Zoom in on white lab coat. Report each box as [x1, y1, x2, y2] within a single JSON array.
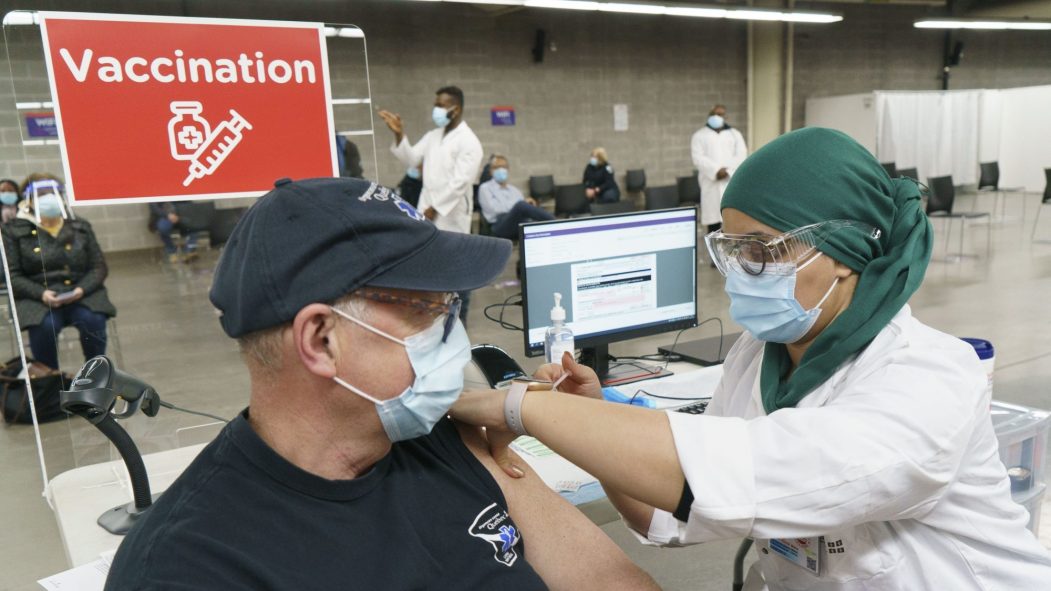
[[390, 122, 483, 234], [691, 126, 748, 227], [642, 305, 1051, 590]]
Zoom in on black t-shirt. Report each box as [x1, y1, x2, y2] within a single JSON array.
[[105, 411, 547, 590]]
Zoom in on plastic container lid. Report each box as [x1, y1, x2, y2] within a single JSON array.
[[990, 401, 1051, 441], [961, 337, 995, 361]]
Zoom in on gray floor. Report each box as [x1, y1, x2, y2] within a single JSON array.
[[2, 190, 1051, 590]]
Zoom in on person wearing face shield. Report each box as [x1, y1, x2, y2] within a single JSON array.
[[2, 174, 115, 370], [450, 128, 1051, 590], [691, 104, 748, 233], [104, 177, 658, 591], [478, 154, 554, 239]]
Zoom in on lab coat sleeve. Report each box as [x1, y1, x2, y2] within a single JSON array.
[[390, 134, 428, 169], [430, 134, 483, 218], [727, 129, 748, 174], [691, 130, 722, 182], [653, 356, 983, 546]]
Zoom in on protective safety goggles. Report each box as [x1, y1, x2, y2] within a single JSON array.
[[704, 220, 881, 277]]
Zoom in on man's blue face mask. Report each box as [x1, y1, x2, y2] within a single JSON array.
[[330, 307, 471, 442]]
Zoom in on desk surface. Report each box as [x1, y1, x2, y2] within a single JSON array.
[[48, 362, 724, 568]]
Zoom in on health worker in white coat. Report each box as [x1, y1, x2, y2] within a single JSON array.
[[451, 128, 1051, 590], [379, 86, 483, 234], [692, 104, 748, 232]]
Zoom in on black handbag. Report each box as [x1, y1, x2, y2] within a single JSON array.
[[0, 356, 72, 424]]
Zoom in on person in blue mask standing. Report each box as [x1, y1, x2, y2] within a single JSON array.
[[4, 174, 115, 370], [691, 104, 748, 233], [379, 86, 484, 325], [478, 154, 554, 239], [104, 177, 659, 591], [451, 128, 1051, 590]]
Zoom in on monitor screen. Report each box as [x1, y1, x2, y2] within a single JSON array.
[[520, 207, 698, 358]]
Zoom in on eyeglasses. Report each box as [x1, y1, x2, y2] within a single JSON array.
[[355, 289, 462, 342], [704, 220, 880, 277]]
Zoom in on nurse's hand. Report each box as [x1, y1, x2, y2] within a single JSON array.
[[534, 351, 602, 400], [452, 389, 527, 479]]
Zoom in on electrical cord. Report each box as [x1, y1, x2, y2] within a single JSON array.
[[628, 388, 709, 406], [612, 317, 725, 368], [158, 400, 230, 424], [483, 292, 524, 332]]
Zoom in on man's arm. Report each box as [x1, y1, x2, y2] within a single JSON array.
[[455, 423, 660, 591]]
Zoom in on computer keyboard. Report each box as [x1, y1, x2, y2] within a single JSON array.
[[674, 400, 709, 415]]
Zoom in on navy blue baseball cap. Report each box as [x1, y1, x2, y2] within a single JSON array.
[[210, 177, 512, 338]]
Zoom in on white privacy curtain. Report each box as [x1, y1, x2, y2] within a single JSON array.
[[997, 85, 1051, 192], [875, 90, 981, 186]]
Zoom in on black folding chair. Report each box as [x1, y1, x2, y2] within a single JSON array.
[[554, 184, 590, 217], [529, 175, 555, 202], [977, 161, 1027, 219], [644, 186, 680, 210], [927, 175, 991, 260], [589, 201, 635, 216], [677, 175, 701, 205], [1031, 168, 1051, 243]]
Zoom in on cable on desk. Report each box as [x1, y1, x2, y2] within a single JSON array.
[[483, 292, 524, 332], [158, 400, 230, 424], [628, 389, 710, 406]]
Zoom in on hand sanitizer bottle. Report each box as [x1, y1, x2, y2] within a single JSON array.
[[544, 293, 575, 364]]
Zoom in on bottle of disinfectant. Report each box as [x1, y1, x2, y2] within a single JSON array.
[[544, 293, 575, 363]]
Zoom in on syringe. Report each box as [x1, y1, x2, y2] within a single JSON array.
[[182, 109, 253, 187]]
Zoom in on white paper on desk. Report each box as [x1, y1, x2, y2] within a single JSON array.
[[38, 551, 113, 590], [621, 366, 722, 409], [517, 448, 598, 493]]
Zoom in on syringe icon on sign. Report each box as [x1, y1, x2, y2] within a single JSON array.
[[182, 109, 253, 187]]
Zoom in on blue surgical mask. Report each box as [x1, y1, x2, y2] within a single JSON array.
[[708, 115, 725, 129], [406, 167, 421, 180], [0, 192, 17, 205], [724, 253, 838, 344], [331, 307, 471, 442], [432, 106, 452, 128], [492, 167, 509, 183], [589, 157, 599, 167], [36, 194, 64, 218]]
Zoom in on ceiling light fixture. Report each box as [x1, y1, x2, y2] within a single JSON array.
[[915, 19, 1051, 31], [409, 0, 841, 23]]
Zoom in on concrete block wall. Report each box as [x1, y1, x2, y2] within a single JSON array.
[[0, 1, 1049, 251], [792, 2, 1051, 129]]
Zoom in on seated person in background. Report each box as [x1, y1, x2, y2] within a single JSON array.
[[105, 177, 658, 591], [147, 202, 198, 263], [4, 175, 115, 370], [0, 178, 19, 223], [478, 154, 553, 239], [583, 147, 620, 203], [398, 165, 423, 208]]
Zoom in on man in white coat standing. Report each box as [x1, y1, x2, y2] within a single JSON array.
[[379, 86, 483, 322], [691, 104, 748, 233]]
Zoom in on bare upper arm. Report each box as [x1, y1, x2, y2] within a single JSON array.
[[454, 422, 659, 591]]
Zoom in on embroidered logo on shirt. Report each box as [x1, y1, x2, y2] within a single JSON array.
[[468, 503, 521, 567]]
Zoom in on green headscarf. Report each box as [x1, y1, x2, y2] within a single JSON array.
[[720, 127, 933, 414]]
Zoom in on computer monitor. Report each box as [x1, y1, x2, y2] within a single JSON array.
[[520, 207, 699, 381]]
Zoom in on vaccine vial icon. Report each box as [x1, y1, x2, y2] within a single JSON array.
[[168, 101, 211, 161]]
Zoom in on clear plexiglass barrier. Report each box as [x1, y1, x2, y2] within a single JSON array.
[[0, 10, 375, 539]]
